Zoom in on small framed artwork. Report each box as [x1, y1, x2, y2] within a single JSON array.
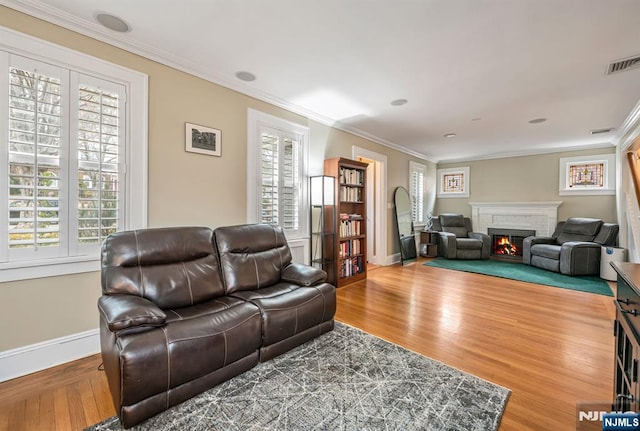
[[185, 122, 221, 157], [437, 167, 470, 198]]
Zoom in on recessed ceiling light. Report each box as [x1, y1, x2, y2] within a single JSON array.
[[444, 133, 456, 138], [235, 71, 256, 82], [528, 118, 547, 124], [96, 13, 130, 33], [390, 99, 408, 106]]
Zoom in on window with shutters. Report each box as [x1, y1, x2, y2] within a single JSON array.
[[0, 28, 147, 281], [409, 161, 426, 226], [247, 109, 308, 239]]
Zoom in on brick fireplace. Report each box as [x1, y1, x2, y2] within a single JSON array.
[[469, 201, 562, 237], [470, 201, 562, 260]]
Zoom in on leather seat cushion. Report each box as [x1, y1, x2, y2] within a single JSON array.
[[530, 243, 561, 260], [455, 238, 482, 250], [164, 296, 247, 323], [231, 282, 336, 345], [116, 301, 261, 405]]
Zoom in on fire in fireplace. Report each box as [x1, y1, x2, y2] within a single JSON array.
[[494, 236, 517, 256], [487, 228, 536, 259]]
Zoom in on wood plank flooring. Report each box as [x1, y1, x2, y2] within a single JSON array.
[[0, 257, 615, 430]]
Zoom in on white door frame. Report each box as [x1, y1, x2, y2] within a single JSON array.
[[352, 146, 387, 265]]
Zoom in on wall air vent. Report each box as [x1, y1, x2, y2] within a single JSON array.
[[607, 55, 640, 75]]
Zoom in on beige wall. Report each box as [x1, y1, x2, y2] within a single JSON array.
[[0, 7, 433, 351], [435, 147, 618, 224]]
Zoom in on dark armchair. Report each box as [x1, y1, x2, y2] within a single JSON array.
[[522, 217, 619, 276], [434, 213, 491, 260]]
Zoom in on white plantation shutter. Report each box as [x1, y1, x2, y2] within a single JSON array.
[[1, 52, 129, 266], [260, 130, 279, 225], [0, 29, 146, 281], [258, 125, 303, 234], [281, 133, 300, 231], [70, 74, 125, 254], [6, 56, 68, 260], [409, 161, 426, 225]]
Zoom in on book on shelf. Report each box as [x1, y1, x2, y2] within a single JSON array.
[[339, 256, 363, 278], [339, 213, 362, 220], [339, 167, 364, 186], [339, 219, 361, 237], [338, 239, 361, 258], [339, 186, 363, 202]]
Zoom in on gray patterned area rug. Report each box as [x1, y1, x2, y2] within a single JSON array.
[[87, 322, 510, 431]]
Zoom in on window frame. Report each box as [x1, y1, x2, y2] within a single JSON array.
[[409, 161, 426, 227], [558, 153, 615, 195], [246, 109, 309, 240], [0, 26, 148, 282]]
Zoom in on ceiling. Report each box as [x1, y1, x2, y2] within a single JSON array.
[[5, 0, 640, 162]]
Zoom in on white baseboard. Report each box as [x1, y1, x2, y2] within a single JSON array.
[[0, 328, 100, 382], [385, 253, 401, 266]]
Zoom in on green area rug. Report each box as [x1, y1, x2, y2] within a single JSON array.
[[424, 257, 613, 296]]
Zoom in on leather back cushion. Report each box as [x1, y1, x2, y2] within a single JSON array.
[[215, 224, 292, 294], [594, 223, 619, 245], [439, 213, 469, 238], [556, 217, 603, 244], [101, 227, 225, 309]]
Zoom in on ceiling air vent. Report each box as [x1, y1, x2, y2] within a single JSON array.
[[590, 127, 614, 135], [607, 55, 640, 75]]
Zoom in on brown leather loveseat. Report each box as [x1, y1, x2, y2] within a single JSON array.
[[98, 223, 336, 428]]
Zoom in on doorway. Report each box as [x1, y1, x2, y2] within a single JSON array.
[[352, 147, 387, 266]]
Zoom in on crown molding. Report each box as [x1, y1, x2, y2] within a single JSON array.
[[616, 98, 640, 152], [435, 142, 616, 165]]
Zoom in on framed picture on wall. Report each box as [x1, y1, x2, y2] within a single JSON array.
[[559, 154, 614, 195], [185, 122, 221, 157], [437, 167, 470, 198]]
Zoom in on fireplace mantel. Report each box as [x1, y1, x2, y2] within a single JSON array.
[[469, 201, 562, 237]]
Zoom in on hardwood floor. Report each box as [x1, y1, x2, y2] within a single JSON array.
[[0, 257, 615, 430]]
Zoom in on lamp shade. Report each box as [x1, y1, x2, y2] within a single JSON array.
[[310, 175, 335, 206]]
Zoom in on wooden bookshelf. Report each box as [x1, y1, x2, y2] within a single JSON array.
[[324, 157, 368, 287]]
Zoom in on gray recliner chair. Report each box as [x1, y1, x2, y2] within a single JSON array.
[[434, 213, 491, 260], [522, 217, 619, 276]]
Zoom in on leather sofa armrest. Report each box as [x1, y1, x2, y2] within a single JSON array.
[[98, 295, 166, 332], [522, 236, 556, 264], [436, 232, 457, 259], [526, 236, 556, 246], [559, 241, 602, 276], [469, 232, 491, 259], [281, 263, 328, 286]]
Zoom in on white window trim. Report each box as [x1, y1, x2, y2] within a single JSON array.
[[559, 153, 615, 196], [409, 161, 427, 228], [246, 108, 309, 240], [0, 26, 148, 282], [437, 166, 470, 198]]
